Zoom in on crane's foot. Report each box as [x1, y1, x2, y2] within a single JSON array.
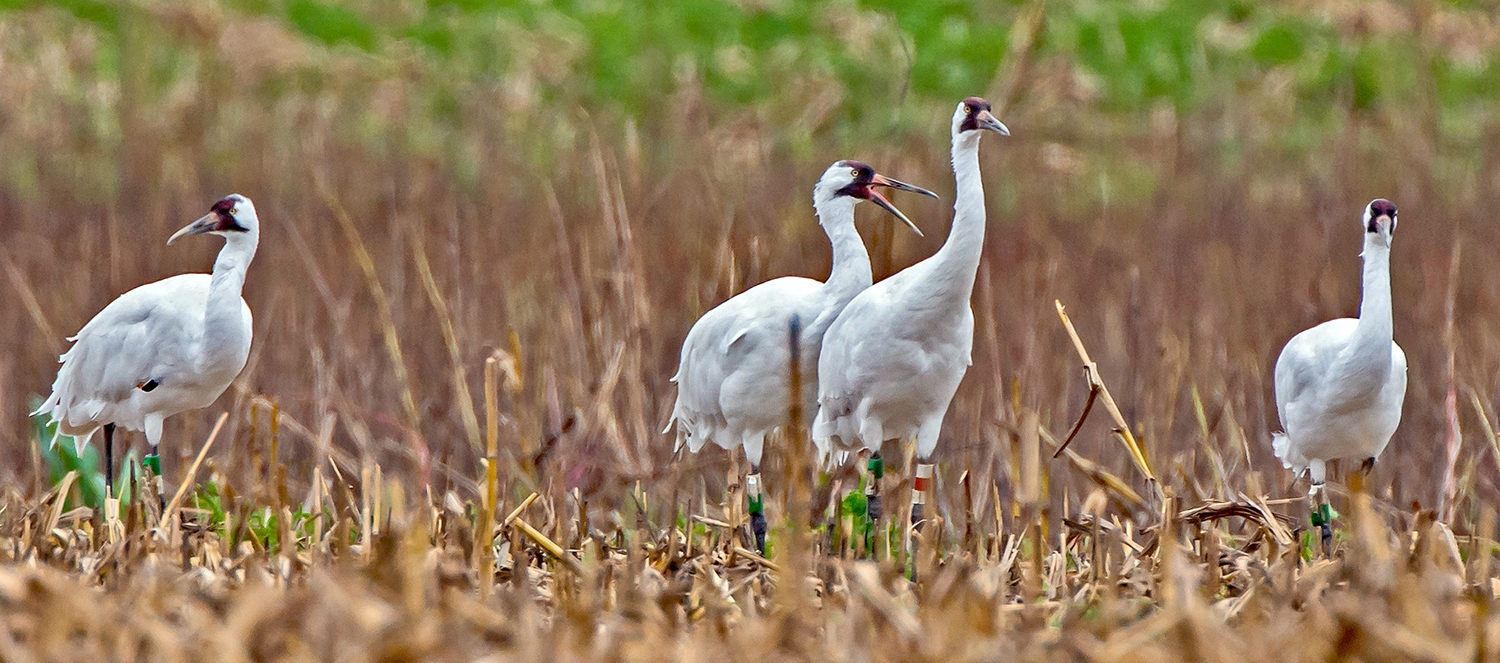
[[746, 472, 766, 555]]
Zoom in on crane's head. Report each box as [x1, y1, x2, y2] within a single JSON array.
[[952, 97, 1009, 138], [169, 194, 258, 245], [816, 160, 938, 236], [1363, 198, 1397, 247]]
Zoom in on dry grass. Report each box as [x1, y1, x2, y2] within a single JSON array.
[[3, 1, 1500, 659], [0, 456, 1495, 661]]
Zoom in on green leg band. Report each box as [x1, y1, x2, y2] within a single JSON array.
[[1310, 502, 1336, 527], [143, 453, 160, 475]]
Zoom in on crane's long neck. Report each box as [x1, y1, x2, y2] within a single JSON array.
[[203, 233, 257, 354], [1336, 234, 1394, 388], [817, 196, 872, 300], [930, 131, 986, 300]]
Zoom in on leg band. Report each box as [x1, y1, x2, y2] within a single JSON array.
[[747, 473, 767, 553], [912, 463, 933, 505]]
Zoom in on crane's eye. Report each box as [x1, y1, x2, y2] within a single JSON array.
[[964, 105, 973, 115], [850, 168, 859, 178], [230, 208, 239, 216]]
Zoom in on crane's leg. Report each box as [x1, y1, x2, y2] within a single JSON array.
[[910, 420, 940, 540], [865, 451, 883, 557], [910, 460, 933, 537], [1312, 485, 1333, 558], [145, 415, 166, 514], [744, 436, 767, 555], [747, 467, 766, 555], [100, 424, 124, 543], [103, 423, 115, 496], [907, 420, 941, 578], [908, 458, 934, 581], [816, 449, 847, 556], [1308, 460, 1332, 557]]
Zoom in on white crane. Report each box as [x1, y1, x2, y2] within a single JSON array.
[[814, 97, 1008, 540], [1273, 198, 1406, 548], [666, 161, 936, 552], [34, 194, 260, 503]]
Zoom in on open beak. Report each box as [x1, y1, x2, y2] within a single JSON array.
[[868, 173, 937, 237], [977, 110, 1010, 136], [867, 190, 922, 237], [168, 213, 218, 245], [871, 174, 939, 200]]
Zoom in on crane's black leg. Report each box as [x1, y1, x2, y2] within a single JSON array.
[[1360, 457, 1375, 476], [1310, 481, 1333, 557], [908, 460, 933, 580], [1319, 519, 1332, 557], [103, 423, 115, 496], [747, 466, 766, 555], [865, 451, 883, 556], [157, 452, 166, 513]]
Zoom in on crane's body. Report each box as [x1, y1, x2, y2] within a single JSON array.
[[666, 161, 933, 552], [34, 194, 260, 495], [1273, 199, 1406, 487], [812, 251, 979, 459], [40, 273, 252, 444], [815, 99, 1007, 461], [1273, 320, 1407, 478], [813, 98, 1007, 552], [669, 274, 849, 465]]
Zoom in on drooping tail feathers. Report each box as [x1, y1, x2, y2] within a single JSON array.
[[1271, 431, 1305, 477]]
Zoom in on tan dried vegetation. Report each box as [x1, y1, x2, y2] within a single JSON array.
[[3, 1, 1500, 661]]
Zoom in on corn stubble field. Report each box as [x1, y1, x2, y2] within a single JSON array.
[[4, 0, 1500, 660]]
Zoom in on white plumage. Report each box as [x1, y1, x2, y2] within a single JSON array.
[[34, 194, 260, 489], [814, 98, 1008, 465], [1273, 198, 1407, 487], [666, 161, 934, 468]]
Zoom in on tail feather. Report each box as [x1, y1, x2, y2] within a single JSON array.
[[1271, 431, 1305, 476]]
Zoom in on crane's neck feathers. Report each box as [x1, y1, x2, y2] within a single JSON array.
[[1356, 233, 1392, 335], [813, 192, 872, 296], [1328, 229, 1395, 401], [924, 128, 987, 297], [203, 224, 258, 362]]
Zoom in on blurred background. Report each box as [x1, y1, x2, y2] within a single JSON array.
[[1, 0, 1498, 529]]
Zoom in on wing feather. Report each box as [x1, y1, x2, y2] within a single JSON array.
[[36, 275, 210, 434], [667, 277, 823, 449]]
